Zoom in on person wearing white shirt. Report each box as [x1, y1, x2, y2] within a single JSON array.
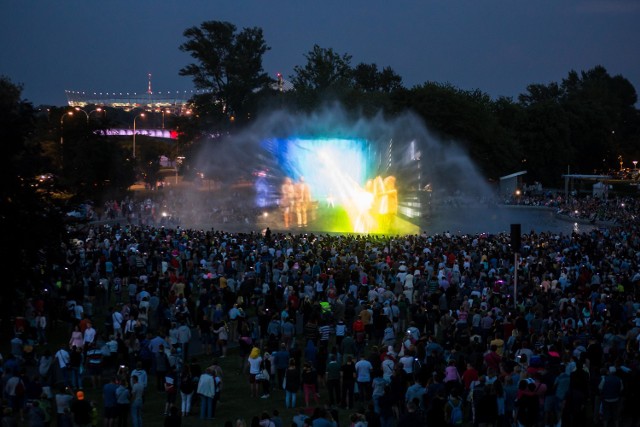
[[112, 308, 124, 335], [197, 368, 216, 420], [354, 356, 373, 403], [177, 323, 192, 360], [130, 362, 148, 389], [55, 347, 71, 386], [83, 324, 96, 347], [35, 312, 47, 345]]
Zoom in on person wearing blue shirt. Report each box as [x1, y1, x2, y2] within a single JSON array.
[[272, 344, 290, 390], [102, 377, 119, 427], [405, 379, 426, 409], [354, 356, 373, 403]]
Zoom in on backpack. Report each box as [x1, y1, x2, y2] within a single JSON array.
[[448, 399, 463, 425]]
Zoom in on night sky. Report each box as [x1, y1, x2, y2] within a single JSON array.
[[2, 0, 639, 106]]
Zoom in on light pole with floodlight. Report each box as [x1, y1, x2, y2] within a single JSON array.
[[88, 107, 105, 122], [133, 113, 146, 159], [161, 109, 174, 129], [73, 107, 89, 122], [60, 111, 73, 167]]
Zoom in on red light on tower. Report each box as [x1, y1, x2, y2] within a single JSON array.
[[277, 72, 284, 92]]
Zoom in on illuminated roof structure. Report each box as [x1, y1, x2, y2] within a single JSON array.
[[66, 73, 292, 115], [64, 88, 212, 115]]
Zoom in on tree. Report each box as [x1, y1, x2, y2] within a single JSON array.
[[288, 47, 404, 112], [179, 21, 272, 125], [515, 66, 640, 178], [559, 66, 639, 171], [291, 45, 353, 93], [353, 63, 403, 93], [0, 76, 66, 327], [63, 133, 135, 197]]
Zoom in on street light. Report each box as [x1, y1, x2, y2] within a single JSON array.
[[132, 113, 146, 159], [88, 107, 105, 122], [60, 111, 73, 166], [161, 109, 174, 129], [633, 160, 638, 171], [73, 107, 89, 122]]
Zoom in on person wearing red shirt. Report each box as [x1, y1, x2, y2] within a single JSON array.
[[461, 363, 479, 392], [484, 345, 502, 373]]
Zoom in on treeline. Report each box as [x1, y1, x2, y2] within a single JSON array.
[[176, 21, 640, 186]]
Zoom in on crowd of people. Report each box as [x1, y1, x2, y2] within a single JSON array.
[[504, 192, 639, 227], [2, 191, 640, 427], [98, 192, 267, 229]]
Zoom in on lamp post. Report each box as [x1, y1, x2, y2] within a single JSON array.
[[132, 113, 145, 159], [88, 107, 105, 122], [73, 107, 89, 122], [60, 111, 73, 167], [161, 109, 173, 129], [634, 160, 638, 171]]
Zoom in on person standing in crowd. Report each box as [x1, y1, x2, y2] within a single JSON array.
[[284, 358, 300, 409], [599, 366, 624, 427], [35, 311, 47, 346], [129, 362, 147, 391], [248, 347, 263, 398], [355, 355, 373, 404], [69, 346, 83, 389], [115, 378, 130, 427], [83, 320, 97, 350], [54, 385, 74, 427], [272, 344, 290, 391], [325, 354, 341, 406], [177, 322, 191, 361], [197, 368, 216, 421], [55, 347, 71, 387], [198, 313, 213, 357], [179, 365, 194, 417], [155, 345, 170, 392], [213, 322, 228, 358], [341, 356, 357, 409], [130, 375, 144, 427], [70, 391, 92, 427], [301, 362, 320, 408], [163, 366, 178, 418], [103, 377, 119, 427]]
